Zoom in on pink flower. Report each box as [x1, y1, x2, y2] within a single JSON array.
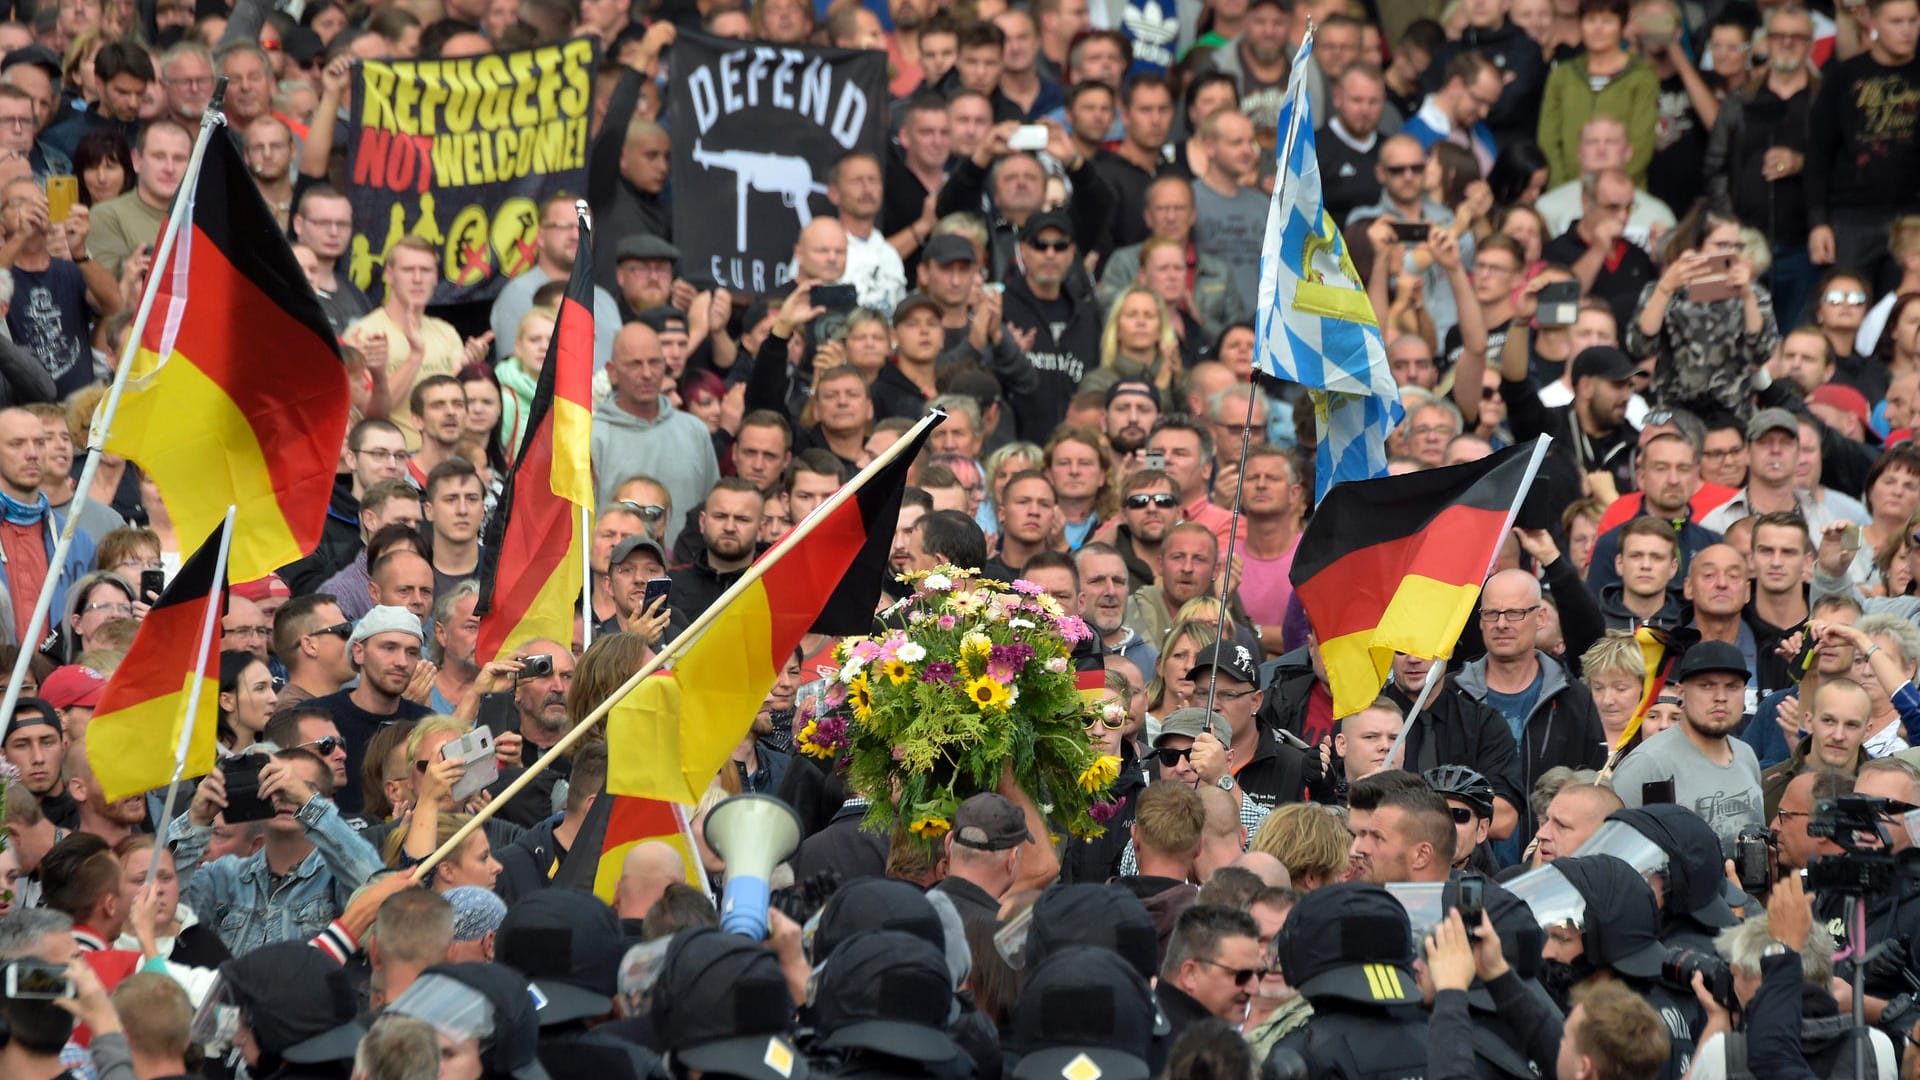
[[1055, 616, 1094, 644], [850, 640, 880, 662], [1011, 579, 1045, 596], [937, 615, 957, 630]]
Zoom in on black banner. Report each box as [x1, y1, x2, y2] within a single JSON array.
[[669, 32, 888, 294]]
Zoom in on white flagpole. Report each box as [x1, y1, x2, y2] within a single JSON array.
[[672, 801, 714, 899], [0, 81, 230, 727], [144, 505, 235, 899], [579, 504, 594, 650]]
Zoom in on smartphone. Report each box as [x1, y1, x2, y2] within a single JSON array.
[[810, 283, 858, 313], [644, 577, 672, 611], [1008, 124, 1049, 152], [1145, 449, 1166, 471], [1734, 829, 1775, 893], [5, 961, 72, 1000], [1454, 873, 1484, 938], [221, 754, 274, 823], [140, 568, 165, 604], [45, 175, 75, 225], [1390, 220, 1431, 244], [1537, 280, 1581, 327], [1689, 254, 1739, 303], [1841, 523, 1862, 553], [442, 726, 499, 803]]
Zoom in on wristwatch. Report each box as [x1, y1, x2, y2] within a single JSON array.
[[1761, 940, 1792, 959], [1216, 774, 1235, 792]]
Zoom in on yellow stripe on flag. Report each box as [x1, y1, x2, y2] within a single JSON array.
[[486, 525, 583, 664], [1320, 574, 1481, 718], [591, 831, 699, 903], [103, 350, 301, 582], [88, 674, 217, 803], [550, 396, 593, 509], [607, 581, 779, 804]]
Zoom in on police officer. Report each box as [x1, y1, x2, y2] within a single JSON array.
[[807, 930, 967, 1078], [1005, 946, 1157, 1080], [1271, 882, 1430, 1077], [653, 928, 810, 1080], [1579, 804, 1746, 950]]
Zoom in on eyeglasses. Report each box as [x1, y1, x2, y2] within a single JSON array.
[[1125, 493, 1179, 509], [1383, 163, 1423, 175], [224, 625, 271, 638], [617, 500, 668, 522], [1480, 605, 1541, 624], [1210, 687, 1259, 701], [1026, 238, 1073, 253], [1156, 746, 1194, 767], [1824, 290, 1868, 306], [1481, 385, 1499, 400], [307, 620, 353, 640], [84, 602, 133, 616], [354, 447, 411, 463], [1199, 958, 1268, 986], [1773, 808, 1810, 821], [298, 736, 343, 756], [1449, 806, 1476, 825], [1474, 262, 1519, 276]]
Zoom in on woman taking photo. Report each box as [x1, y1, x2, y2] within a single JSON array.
[[1625, 204, 1778, 418]]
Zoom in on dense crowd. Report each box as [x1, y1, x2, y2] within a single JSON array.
[[0, 0, 1908, 1075]]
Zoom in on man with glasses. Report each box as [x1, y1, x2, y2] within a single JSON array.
[[1000, 210, 1100, 422], [220, 594, 272, 662], [486, 193, 620, 371], [291, 185, 373, 337], [1099, 468, 1178, 586], [264, 706, 351, 794], [1610, 640, 1765, 848], [1402, 50, 1500, 175], [1159, 902, 1264, 1034], [1349, 134, 1475, 347], [156, 40, 212, 122], [1186, 641, 1310, 835], [269, 593, 355, 712]]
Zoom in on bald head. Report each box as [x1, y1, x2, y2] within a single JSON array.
[[1230, 850, 1292, 888], [613, 841, 687, 919], [794, 217, 848, 284]]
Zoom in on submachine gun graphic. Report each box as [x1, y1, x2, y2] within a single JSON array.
[[692, 140, 829, 250]]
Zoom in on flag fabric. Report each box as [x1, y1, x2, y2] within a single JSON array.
[[1252, 32, 1400, 503], [101, 133, 349, 583], [552, 792, 701, 902], [476, 214, 596, 662], [1610, 626, 1692, 757], [1289, 440, 1548, 718], [604, 417, 938, 805], [86, 522, 229, 801]]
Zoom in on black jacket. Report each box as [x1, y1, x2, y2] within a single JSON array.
[[1427, 971, 1565, 1080], [1598, 582, 1688, 632], [1499, 372, 1637, 532], [495, 815, 562, 903], [281, 475, 361, 594], [1256, 646, 1327, 745], [1270, 1001, 1431, 1080], [868, 360, 934, 424], [1453, 653, 1608, 843], [999, 268, 1104, 436], [1060, 746, 1147, 884], [1385, 678, 1526, 816], [933, 154, 1113, 284]]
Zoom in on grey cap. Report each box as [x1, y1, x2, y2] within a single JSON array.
[[1747, 407, 1799, 441], [349, 605, 423, 646], [616, 234, 679, 264], [923, 234, 978, 266], [1153, 707, 1231, 752], [951, 792, 1035, 851], [610, 534, 667, 567]]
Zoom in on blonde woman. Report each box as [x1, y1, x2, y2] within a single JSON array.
[[494, 306, 554, 456], [1580, 632, 1648, 753], [1080, 286, 1181, 398]]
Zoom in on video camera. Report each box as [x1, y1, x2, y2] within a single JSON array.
[[1805, 796, 1898, 897]]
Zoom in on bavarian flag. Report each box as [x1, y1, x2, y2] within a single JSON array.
[[476, 207, 595, 662], [605, 412, 940, 805], [1291, 439, 1548, 718], [86, 521, 229, 801], [101, 132, 348, 584]]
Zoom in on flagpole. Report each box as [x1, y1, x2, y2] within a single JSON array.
[[145, 506, 234, 901], [0, 81, 229, 729], [1204, 27, 1312, 721], [414, 408, 947, 878], [671, 801, 714, 899], [579, 504, 594, 650]]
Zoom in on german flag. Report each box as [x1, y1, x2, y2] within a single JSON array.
[[86, 521, 229, 801], [552, 793, 701, 903], [605, 414, 938, 805], [101, 133, 348, 584], [1607, 625, 1693, 760], [1290, 439, 1548, 718], [476, 210, 594, 662]]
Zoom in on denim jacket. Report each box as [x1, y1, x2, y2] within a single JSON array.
[[166, 794, 384, 956]]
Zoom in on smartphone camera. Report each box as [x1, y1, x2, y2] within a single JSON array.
[[1453, 873, 1485, 939]]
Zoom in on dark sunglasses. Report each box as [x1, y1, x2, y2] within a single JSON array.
[[1085, 713, 1124, 730], [1125, 493, 1180, 509], [1480, 385, 1499, 400], [308, 620, 353, 640], [1156, 747, 1193, 767], [299, 736, 344, 756], [1449, 806, 1476, 825], [1026, 238, 1074, 253], [1200, 958, 1268, 986], [617, 500, 667, 521], [1383, 163, 1423, 175]]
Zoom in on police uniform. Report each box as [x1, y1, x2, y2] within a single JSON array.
[[1270, 883, 1431, 1079]]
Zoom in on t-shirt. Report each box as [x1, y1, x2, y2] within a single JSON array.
[[1610, 724, 1765, 853], [8, 261, 92, 398], [1237, 536, 1299, 628], [0, 519, 47, 645], [1191, 180, 1270, 315], [306, 689, 432, 815], [1483, 672, 1544, 746]]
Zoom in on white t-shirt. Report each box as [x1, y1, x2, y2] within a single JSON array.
[[842, 226, 907, 315], [1689, 1027, 1895, 1080]]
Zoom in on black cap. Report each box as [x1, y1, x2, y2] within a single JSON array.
[[952, 792, 1034, 851], [635, 305, 688, 334], [652, 929, 807, 1080], [1007, 946, 1154, 1080], [281, 25, 324, 65], [1675, 640, 1750, 683], [1023, 884, 1160, 983], [1186, 640, 1258, 686], [1104, 379, 1160, 409], [5, 696, 58, 742], [813, 931, 961, 1065], [1277, 883, 1421, 1006], [416, 963, 549, 1080], [1551, 855, 1667, 980], [220, 943, 364, 1063], [812, 878, 945, 964], [924, 234, 978, 266], [1019, 210, 1074, 245], [609, 534, 667, 568], [1570, 346, 1638, 383], [893, 292, 942, 324], [496, 890, 623, 1026], [1606, 805, 1741, 928], [616, 234, 679, 264], [1, 45, 59, 80]]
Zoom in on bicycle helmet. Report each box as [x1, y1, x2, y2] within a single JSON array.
[[1424, 764, 1496, 820]]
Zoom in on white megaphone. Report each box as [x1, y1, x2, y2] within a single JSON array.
[[703, 793, 802, 940]]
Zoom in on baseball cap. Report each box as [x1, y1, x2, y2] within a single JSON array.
[[1007, 946, 1155, 1080], [1019, 210, 1073, 245], [1186, 640, 1258, 685], [635, 306, 688, 335], [1153, 707, 1231, 751], [652, 929, 807, 1080], [446, 886, 508, 942], [496, 890, 623, 1026], [280, 26, 325, 66], [5, 697, 60, 742], [616, 234, 679, 264], [1570, 346, 1638, 383], [349, 605, 424, 647], [1746, 406, 1799, 442], [1675, 639, 1750, 683], [609, 535, 667, 568], [39, 666, 104, 711], [893, 292, 942, 324], [952, 792, 1035, 852], [812, 930, 961, 1065], [1104, 379, 1160, 409], [923, 234, 978, 267], [1277, 883, 1422, 1007], [1809, 383, 1880, 443]]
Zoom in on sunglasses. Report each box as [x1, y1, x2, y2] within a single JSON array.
[[308, 620, 353, 640], [1026, 238, 1074, 253], [1085, 713, 1125, 730], [1125, 493, 1180, 509], [1200, 958, 1268, 986], [617, 500, 667, 521], [298, 736, 343, 756], [1383, 163, 1423, 175], [1825, 290, 1868, 306], [1481, 385, 1499, 400], [1449, 806, 1476, 825], [1156, 747, 1193, 767]]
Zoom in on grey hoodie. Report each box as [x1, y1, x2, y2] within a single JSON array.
[[590, 394, 721, 546]]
